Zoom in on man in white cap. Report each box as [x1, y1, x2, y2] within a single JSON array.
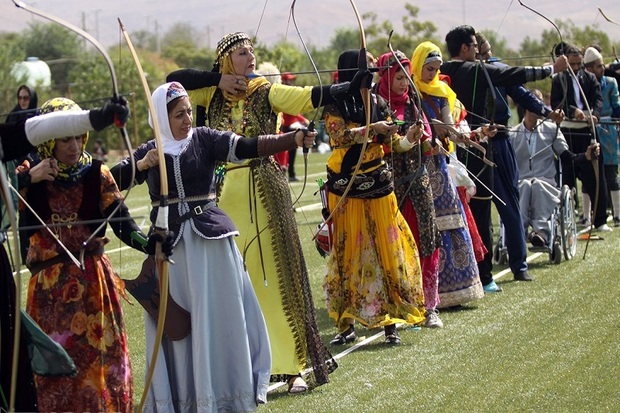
[[584, 46, 620, 226]]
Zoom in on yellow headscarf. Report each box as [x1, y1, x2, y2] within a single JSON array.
[[36, 98, 93, 184], [411, 41, 456, 112]]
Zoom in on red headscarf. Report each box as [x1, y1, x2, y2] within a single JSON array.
[[376, 51, 410, 119]]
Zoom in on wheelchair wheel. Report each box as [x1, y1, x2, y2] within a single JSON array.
[[560, 185, 577, 261], [493, 243, 507, 265], [550, 240, 562, 265]]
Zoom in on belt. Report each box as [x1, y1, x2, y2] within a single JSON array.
[[172, 202, 216, 225], [151, 194, 213, 207], [28, 246, 105, 275]]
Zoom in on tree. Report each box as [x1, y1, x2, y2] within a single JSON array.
[[131, 29, 158, 52], [18, 22, 84, 94], [0, 33, 26, 114], [159, 23, 213, 70], [363, 3, 440, 59]]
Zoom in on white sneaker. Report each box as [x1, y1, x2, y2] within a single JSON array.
[[424, 309, 444, 328], [595, 224, 613, 232]]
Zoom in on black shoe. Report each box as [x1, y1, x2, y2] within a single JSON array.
[[288, 176, 300, 182], [514, 271, 533, 281], [384, 324, 401, 345], [330, 326, 356, 345], [529, 232, 547, 247]]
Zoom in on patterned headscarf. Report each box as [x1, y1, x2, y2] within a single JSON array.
[[212, 32, 269, 103], [411, 41, 456, 112], [37, 97, 92, 184], [376, 50, 411, 113], [149, 82, 193, 156]]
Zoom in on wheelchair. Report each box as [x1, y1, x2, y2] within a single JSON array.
[[493, 184, 577, 265]]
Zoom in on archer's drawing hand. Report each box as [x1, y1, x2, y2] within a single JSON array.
[[372, 121, 399, 137]]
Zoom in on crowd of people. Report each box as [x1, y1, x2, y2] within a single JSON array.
[[1, 20, 619, 413]]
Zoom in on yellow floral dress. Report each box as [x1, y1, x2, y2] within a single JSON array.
[[323, 109, 426, 330], [25, 165, 133, 413]]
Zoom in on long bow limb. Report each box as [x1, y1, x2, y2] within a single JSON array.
[[1, 166, 22, 412], [11, 1, 137, 268], [518, 0, 599, 257], [598, 7, 620, 27], [118, 18, 170, 411], [10, 3, 132, 410], [569, 63, 599, 259], [289, 0, 319, 205], [385, 30, 426, 168], [313, 0, 371, 241]]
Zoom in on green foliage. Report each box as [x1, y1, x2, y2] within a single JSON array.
[[18, 22, 84, 94], [131, 30, 158, 52], [0, 33, 25, 113], [363, 4, 441, 59]]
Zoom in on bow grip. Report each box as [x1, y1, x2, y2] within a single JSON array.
[[304, 120, 316, 154]]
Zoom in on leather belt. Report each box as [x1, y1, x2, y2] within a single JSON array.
[[172, 202, 216, 225]]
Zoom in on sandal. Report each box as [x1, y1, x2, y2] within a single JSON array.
[[329, 325, 356, 345], [287, 375, 308, 394]]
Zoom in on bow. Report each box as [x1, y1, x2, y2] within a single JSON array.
[[598, 7, 620, 27], [518, 0, 599, 257], [118, 18, 171, 411], [10, 2, 134, 410], [388, 30, 495, 170], [472, 55, 507, 179], [570, 63, 599, 258], [0, 164, 22, 412], [313, 0, 371, 240], [597, 8, 620, 70], [517, 0, 569, 140], [289, 0, 318, 204], [11, 1, 137, 269], [385, 29, 425, 163]]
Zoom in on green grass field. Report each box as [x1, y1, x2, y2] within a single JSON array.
[[18, 151, 620, 412]]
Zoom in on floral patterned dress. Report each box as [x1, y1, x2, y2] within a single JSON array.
[[323, 108, 426, 330], [25, 165, 133, 413]]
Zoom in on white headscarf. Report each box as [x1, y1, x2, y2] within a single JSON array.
[[149, 82, 193, 155]]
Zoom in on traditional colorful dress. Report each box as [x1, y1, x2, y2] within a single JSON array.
[[24, 163, 134, 413], [113, 82, 272, 412], [411, 42, 483, 307], [323, 106, 426, 329], [186, 79, 334, 386], [374, 50, 442, 313]]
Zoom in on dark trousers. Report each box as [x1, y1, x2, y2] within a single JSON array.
[[561, 127, 608, 227], [491, 136, 528, 275], [457, 143, 495, 285], [458, 134, 528, 280]]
